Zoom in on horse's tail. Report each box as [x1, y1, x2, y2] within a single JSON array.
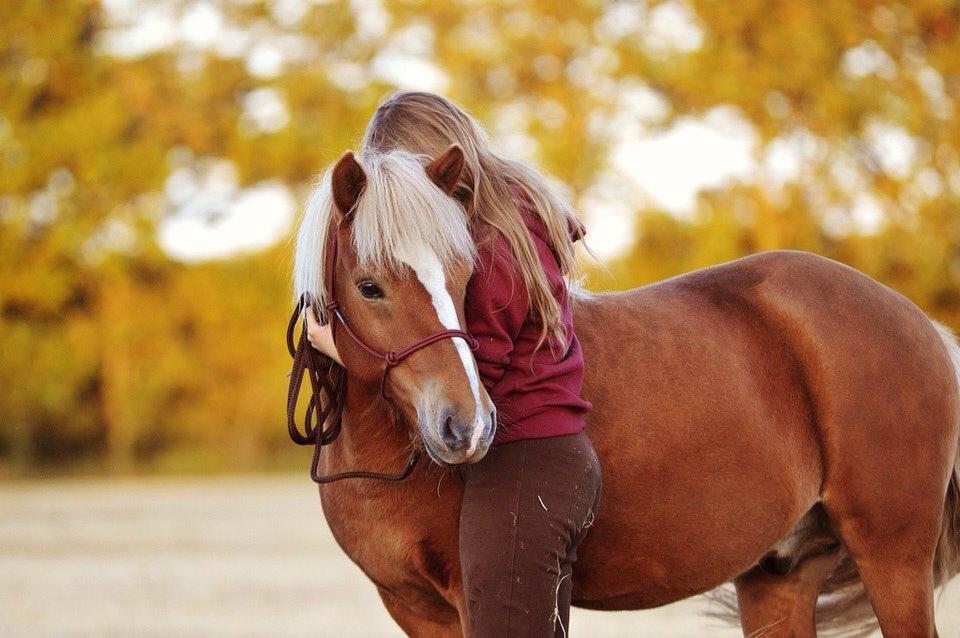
[[708, 320, 960, 637], [929, 321, 960, 589]]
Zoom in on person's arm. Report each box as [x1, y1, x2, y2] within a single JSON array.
[[468, 233, 529, 388], [305, 307, 344, 366]]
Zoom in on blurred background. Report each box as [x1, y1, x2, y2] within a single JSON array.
[[2, 0, 960, 635]]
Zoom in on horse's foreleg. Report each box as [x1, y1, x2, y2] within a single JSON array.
[[733, 550, 841, 638], [376, 587, 463, 638]]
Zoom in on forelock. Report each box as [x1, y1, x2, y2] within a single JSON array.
[[293, 149, 474, 310], [351, 150, 475, 271]]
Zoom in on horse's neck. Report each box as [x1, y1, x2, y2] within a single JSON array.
[[325, 377, 462, 519], [321, 376, 464, 611], [330, 378, 414, 471]]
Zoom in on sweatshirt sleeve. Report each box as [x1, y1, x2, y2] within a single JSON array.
[[465, 233, 530, 389]]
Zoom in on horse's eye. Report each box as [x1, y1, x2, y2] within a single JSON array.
[[357, 280, 384, 299]]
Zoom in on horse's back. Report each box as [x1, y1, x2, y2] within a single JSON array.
[[570, 250, 959, 609]]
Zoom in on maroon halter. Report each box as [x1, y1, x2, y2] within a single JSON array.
[[321, 219, 479, 397], [285, 218, 477, 484]]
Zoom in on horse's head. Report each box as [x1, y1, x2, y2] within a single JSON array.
[[295, 146, 496, 465]]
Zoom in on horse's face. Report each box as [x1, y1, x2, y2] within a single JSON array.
[[329, 147, 496, 465]]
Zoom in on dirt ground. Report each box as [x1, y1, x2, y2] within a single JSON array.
[[1, 475, 958, 637]]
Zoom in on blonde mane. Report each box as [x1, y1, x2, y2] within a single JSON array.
[[294, 150, 475, 315]]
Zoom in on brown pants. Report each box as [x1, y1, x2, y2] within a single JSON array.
[[458, 431, 602, 638]]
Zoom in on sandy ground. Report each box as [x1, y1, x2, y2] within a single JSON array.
[[0, 475, 957, 638]]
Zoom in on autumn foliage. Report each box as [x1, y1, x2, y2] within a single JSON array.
[[1, 0, 958, 474]]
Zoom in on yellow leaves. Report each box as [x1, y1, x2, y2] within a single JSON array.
[[2, 0, 960, 473]]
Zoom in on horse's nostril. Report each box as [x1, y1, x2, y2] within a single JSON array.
[[440, 413, 460, 448]]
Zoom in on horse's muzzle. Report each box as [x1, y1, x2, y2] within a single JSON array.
[[422, 409, 495, 465]]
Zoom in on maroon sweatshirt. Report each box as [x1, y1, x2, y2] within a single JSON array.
[[465, 205, 591, 444]]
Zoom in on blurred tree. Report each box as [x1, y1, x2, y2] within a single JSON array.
[[1, 0, 958, 474]]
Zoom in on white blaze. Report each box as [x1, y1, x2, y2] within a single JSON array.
[[398, 246, 484, 451]]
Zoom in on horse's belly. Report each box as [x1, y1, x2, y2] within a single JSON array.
[[572, 407, 819, 608]]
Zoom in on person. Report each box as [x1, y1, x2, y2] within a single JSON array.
[[306, 91, 601, 638]]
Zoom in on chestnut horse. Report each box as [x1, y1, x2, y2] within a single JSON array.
[[292, 147, 960, 637]]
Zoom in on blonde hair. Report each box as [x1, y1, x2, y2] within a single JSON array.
[[294, 149, 475, 320], [360, 91, 584, 349]]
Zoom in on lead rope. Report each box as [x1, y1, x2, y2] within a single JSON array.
[[286, 295, 420, 484]]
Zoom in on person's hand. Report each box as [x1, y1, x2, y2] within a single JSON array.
[[306, 307, 344, 366]]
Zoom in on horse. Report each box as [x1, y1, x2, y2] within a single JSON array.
[[290, 145, 960, 637]]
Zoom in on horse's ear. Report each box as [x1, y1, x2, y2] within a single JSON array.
[[331, 151, 366, 220], [426, 145, 465, 196]]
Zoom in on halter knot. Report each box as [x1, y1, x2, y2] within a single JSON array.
[[384, 351, 401, 366]]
